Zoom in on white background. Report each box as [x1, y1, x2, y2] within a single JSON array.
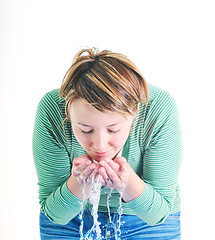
[[1, 0, 215, 239]]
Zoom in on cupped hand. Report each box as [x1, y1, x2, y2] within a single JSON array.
[[98, 156, 130, 192], [72, 154, 101, 185]]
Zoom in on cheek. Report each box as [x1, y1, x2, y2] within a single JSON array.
[[116, 125, 133, 145], [111, 131, 129, 148]]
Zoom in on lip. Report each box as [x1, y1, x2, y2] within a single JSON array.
[[94, 151, 107, 157]]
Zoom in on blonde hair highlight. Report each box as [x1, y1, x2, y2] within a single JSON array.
[[60, 48, 148, 121]]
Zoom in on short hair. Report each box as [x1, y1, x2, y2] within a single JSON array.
[[60, 48, 148, 120]]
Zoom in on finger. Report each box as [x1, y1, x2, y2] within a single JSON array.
[[72, 168, 81, 177], [73, 154, 92, 165], [113, 156, 127, 166], [86, 168, 100, 184], [100, 161, 120, 183], [103, 160, 129, 189], [74, 159, 92, 174], [100, 160, 122, 180], [119, 162, 127, 173], [113, 157, 128, 174], [100, 159, 119, 172], [97, 167, 112, 187], [77, 166, 96, 184], [72, 155, 94, 178], [98, 167, 113, 187], [79, 163, 96, 181], [98, 166, 109, 181], [108, 160, 120, 172], [98, 174, 105, 185]]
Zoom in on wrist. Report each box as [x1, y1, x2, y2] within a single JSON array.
[[67, 175, 91, 200], [121, 170, 145, 203]]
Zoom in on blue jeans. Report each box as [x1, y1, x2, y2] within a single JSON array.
[[40, 210, 181, 239]]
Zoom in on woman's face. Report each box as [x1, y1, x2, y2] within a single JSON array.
[[70, 98, 136, 162]]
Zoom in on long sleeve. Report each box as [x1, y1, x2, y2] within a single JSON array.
[[123, 90, 182, 225], [32, 91, 84, 225]]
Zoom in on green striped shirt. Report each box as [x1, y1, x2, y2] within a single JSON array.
[[33, 84, 182, 226]]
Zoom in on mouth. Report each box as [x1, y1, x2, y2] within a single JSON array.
[[94, 151, 107, 157], [90, 150, 112, 161]]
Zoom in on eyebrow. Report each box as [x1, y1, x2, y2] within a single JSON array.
[[77, 122, 122, 128]]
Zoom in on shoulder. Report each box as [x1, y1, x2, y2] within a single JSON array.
[[37, 88, 66, 117], [34, 89, 72, 148], [38, 88, 64, 107], [148, 84, 176, 106], [135, 84, 179, 135], [135, 84, 181, 149], [35, 88, 67, 132], [139, 83, 178, 116]]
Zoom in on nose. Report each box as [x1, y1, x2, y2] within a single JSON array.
[[92, 131, 108, 152]]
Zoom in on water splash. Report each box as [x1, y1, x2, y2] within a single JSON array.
[[84, 176, 102, 240], [116, 188, 124, 238], [106, 189, 119, 240], [79, 178, 126, 239], [107, 189, 113, 224], [79, 181, 87, 240], [89, 176, 102, 238]]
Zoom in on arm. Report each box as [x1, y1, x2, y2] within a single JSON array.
[[33, 92, 84, 225], [124, 91, 182, 225]]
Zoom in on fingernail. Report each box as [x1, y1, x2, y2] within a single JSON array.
[[86, 160, 91, 165], [90, 164, 95, 169]]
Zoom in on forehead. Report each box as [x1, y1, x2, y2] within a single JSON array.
[[70, 98, 131, 126]]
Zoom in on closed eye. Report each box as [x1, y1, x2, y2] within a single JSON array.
[[81, 129, 120, 134], [81, 130, 93, 134], [108, 129, 120, 134]]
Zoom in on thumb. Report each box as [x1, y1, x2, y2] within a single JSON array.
[[114, 156, 127, 165]]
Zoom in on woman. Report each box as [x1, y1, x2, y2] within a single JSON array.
[[33, 48, 182, 239]]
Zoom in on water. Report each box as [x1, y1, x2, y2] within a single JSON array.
[[79, 178, 125, 240], [107, 189, 113, 224], [80, 176, 102, 240], [116, 188, 125, 238], [87, 176, 102, 239], [79, 181, 87, 240]]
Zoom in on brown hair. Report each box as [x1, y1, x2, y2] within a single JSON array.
[[60, 48, 148, 121]]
